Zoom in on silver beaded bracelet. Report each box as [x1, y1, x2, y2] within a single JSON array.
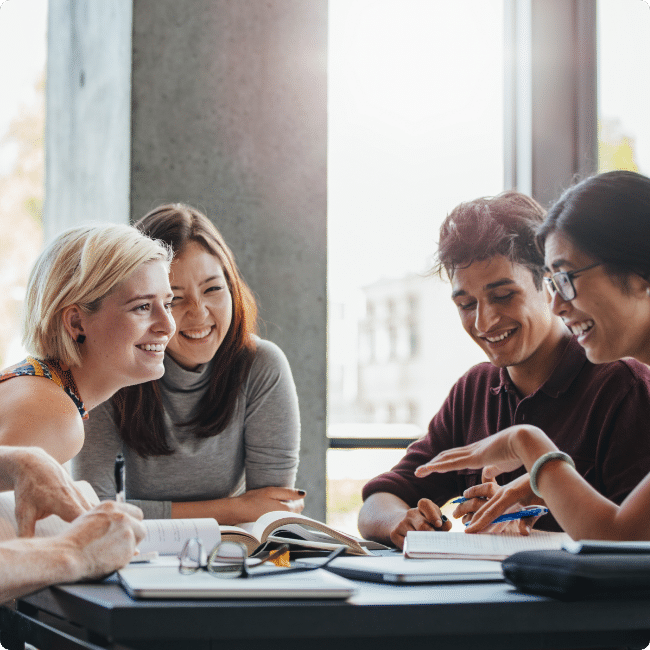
[[529, 451, 575, 498]]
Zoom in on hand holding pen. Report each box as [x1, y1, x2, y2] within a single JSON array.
[[452, 497, 548, 526], [452, 472, 546, 535], [388, 498, 453, 550], [112, 453, 154, 563]]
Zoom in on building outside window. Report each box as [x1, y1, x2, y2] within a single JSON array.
[[327, 0, 650, 535], [327, 0, 504, 533]]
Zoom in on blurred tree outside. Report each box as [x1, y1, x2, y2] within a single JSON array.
[[0, 72, 44, 367], [598, 117, 640, 173]]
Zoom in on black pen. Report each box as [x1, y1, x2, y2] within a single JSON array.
[[114, 453, 125, 502]]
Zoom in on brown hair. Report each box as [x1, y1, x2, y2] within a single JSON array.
[[111, 204, 258, 457], [432, 191, 547, 290]]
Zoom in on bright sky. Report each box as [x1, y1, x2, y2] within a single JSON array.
[[327, 0, 504, 298]]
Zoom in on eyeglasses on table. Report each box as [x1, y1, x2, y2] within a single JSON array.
[[178, 539, 346, 578]]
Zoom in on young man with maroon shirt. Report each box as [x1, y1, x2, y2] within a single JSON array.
[[358, 191, 650, 548]]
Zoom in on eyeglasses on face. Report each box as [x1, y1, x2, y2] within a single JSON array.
[[178, 538, 346, 579], [544, 262, 601, 302]]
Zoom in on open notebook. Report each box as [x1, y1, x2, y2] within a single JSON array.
[[404, 530, 570, 561]]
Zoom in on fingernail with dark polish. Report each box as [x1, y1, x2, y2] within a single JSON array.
[[441, 515, 448, 522], [297, 490, 306, 496]]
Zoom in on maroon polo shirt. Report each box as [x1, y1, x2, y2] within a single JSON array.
[[362, 336, 650, 531]]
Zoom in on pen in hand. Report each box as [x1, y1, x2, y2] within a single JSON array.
[[487, 507, 548, 525], [452, 498, 548, 525], [114, 453, 125, 503]]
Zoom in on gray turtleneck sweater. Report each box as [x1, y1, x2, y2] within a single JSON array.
[[72, 338, 300, 519]]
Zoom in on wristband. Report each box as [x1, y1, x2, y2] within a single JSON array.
[[529, 451, 575, 498]]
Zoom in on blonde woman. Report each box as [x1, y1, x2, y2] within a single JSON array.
[[0, 223, 176, 468]]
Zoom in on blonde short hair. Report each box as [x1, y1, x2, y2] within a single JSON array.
[[22, 223, 173, 366]]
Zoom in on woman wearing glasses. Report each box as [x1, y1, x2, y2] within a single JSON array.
[[416, 170, 650, 540], [73, 204, 304, 526]]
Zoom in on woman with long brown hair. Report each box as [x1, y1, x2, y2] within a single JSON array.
[[73, 204, 303, 525]]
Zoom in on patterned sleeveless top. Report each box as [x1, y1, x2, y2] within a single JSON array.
[[0, 356, 88, 420]]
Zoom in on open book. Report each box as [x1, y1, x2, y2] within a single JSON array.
[[220, 511, 389, 556], [0, 488, 221, 560], [404, 530, 571, 561]]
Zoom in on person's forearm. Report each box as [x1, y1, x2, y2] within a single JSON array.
[[534, 460, 623, 540], [171, 494, 269, 525], [0, 446, 37, 491], [171, 497, 241, 524], [0, 447, 19, 491], [0, 537, 82, 603], [358, 493, 410, 544], [170, 486, 305, 525], [513, 427, 623, 540]]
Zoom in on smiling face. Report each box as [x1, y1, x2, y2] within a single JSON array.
[[79, 260, 176, 387], [166, 241, 233, 370], [451, 255, 566, 380], [544, 231, 650, 364]]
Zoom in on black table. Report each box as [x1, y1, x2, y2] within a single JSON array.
[[2, 575, 650, 650]]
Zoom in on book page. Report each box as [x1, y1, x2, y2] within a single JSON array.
[[0, 489, 219, 559], [138, 518, 221, 556], [404, 530, 570, 560], [252, 511, 363, 548], [219, 525, 260, 556]]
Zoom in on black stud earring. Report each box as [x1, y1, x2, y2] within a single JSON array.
[[76, 334, 86, 344]]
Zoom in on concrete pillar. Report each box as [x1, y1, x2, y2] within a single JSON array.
[[46, 0, 328, 519], [45, 0, 132, 236]]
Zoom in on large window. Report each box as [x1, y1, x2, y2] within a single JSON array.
[[327, 0, 505, 532], [7, 1, 642, 535]]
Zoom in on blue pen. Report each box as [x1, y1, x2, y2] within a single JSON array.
[[452, 496, 488, 504], [488, 507, 549, 524], [452, 498, 548, 524]]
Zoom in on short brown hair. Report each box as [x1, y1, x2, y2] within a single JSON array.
[[432, 191, 547, 290]]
